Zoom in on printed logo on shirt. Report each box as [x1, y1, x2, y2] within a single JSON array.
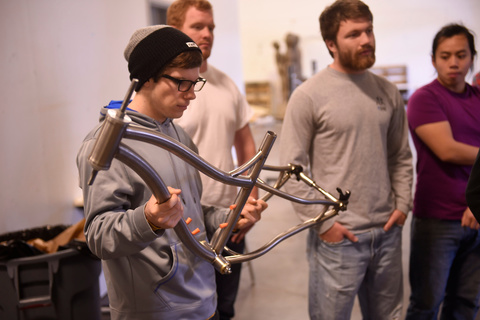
[[376, 96, 386, 111]]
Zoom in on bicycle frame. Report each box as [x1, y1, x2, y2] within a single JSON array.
[[87, 79, 350, 274]]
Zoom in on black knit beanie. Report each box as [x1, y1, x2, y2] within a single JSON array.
[[124, 25, 202, 90]]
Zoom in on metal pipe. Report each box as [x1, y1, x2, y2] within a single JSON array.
[[124, 127, 252, 188], [115, 145, 218, 262], [86, 80, 350, 275], [212, 131, 277, 254], [226, 208, 338, 264]]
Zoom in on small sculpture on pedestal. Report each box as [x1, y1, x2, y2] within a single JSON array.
[[273, 33, 305, 104]]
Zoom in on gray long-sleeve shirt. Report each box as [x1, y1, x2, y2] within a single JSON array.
[[279, 67, 413, 234]]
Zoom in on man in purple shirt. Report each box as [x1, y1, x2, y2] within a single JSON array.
[[406, 23, 480, 319]]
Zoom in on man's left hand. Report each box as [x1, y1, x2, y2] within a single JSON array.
[[384, 209, 407, 231]]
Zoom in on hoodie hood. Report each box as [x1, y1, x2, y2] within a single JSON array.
[[100, 100, 173, 128]]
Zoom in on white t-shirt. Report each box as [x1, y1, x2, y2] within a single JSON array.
[[175, 65, 254, 207]]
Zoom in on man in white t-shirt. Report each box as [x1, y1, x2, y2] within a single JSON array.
[[168, 1, 257, 319]]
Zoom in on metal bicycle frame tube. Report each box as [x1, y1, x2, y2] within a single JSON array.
[[117, 128, 277, 273], [116, 127, 346, 269], [87, 79, 349, 274]]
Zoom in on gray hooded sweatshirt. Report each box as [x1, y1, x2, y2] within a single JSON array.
[[77, 102, 226, 320]]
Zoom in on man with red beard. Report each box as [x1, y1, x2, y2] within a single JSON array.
[[279, 0, 413, 319]]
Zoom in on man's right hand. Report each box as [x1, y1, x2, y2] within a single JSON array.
[[145, 187, 184, 229], [319, 222, 358, 243]]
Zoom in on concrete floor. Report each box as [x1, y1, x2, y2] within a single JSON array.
[[232, 118, 412, 319]]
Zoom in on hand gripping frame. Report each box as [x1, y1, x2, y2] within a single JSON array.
[[87, 79, 350, 274]]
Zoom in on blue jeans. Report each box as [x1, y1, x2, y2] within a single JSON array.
[[406, 216, 480, 320], [307, 226, 403, 320]]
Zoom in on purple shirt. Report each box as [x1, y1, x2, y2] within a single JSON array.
[[407, 79, 480, 220]]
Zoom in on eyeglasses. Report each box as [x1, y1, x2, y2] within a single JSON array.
[[161, 74, 207, 92]]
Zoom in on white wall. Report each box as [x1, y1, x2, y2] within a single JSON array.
[[1, 0, 143, 233], [238, 0, 480, 96], [0, 0, 242, 234]]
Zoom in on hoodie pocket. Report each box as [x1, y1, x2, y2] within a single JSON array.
[[153, 241, 216, 310]]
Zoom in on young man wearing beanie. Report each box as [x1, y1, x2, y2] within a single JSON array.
[[167, 2, 257, 319], [76, 25, 267, 320]]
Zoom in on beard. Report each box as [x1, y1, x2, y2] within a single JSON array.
[[338, 45, 376, 71]]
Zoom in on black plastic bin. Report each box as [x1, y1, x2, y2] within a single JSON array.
[[0, 230, 102, 320]]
